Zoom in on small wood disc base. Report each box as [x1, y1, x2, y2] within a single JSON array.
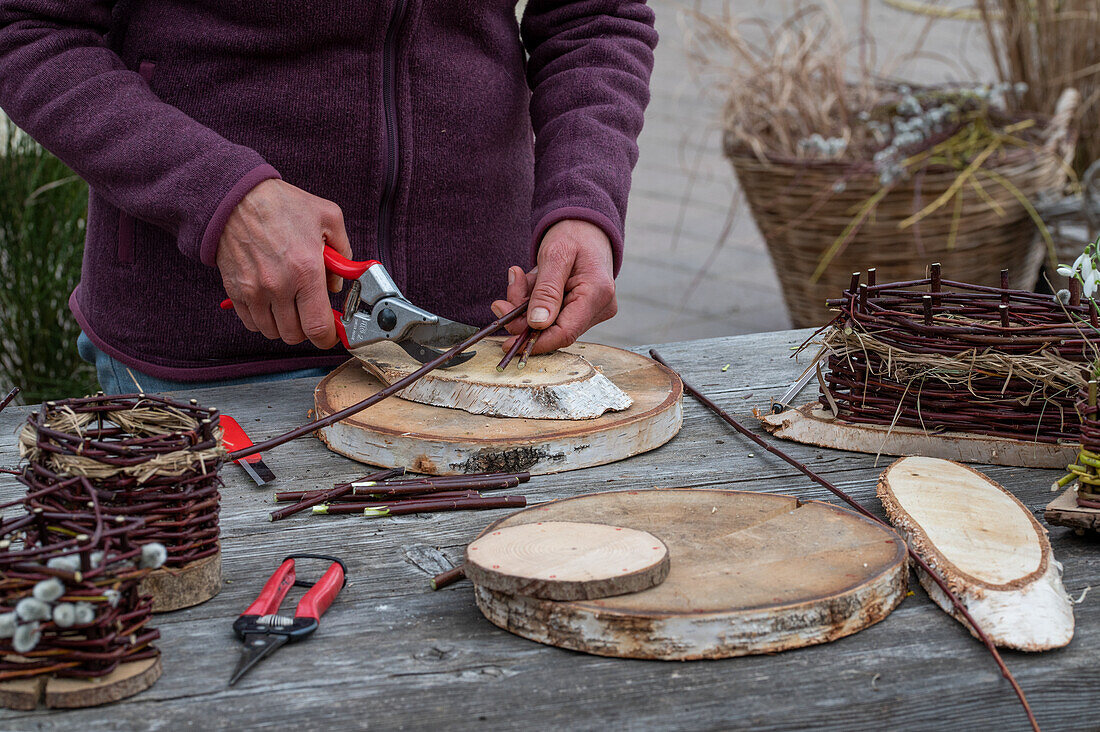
[[465, 521, 670, 600], [762, 403, 1078, 469], [140, 551, 222, 613], [1045, 487, 1100, 532], [470, 489, 908, 660], [314, 343, 683, 475], [0, 655, 161, 710]]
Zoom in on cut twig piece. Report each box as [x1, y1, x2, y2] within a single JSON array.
[[517, 330, 539, 369], [431, 565, 466, 591], [356, 338, 632, 420], [878, 456, 1074, 651], [465, 521, 670, 600]]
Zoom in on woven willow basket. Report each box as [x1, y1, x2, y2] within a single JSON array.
[[725, 90, 1078, 328]]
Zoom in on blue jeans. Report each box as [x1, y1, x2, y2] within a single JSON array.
[[77, 332, 330, 395]]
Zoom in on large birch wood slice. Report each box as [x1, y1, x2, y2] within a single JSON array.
[[878, 456, 1074, 651], [314, 344, 682, 476], [356, 339, 632, 419], [1045, 486, 1100, 532], [469, 489, 908, 660], [464, 521, 670, 600], [761, 403, 1078, 468], [0, 655, 161, 710]]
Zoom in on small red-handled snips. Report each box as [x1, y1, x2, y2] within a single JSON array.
[[219, 415, 276, 486], [228, 554, 347, 686]]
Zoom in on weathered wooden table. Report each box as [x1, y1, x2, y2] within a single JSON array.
[[0, 330, 1095, 730]]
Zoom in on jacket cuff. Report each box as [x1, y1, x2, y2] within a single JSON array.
[[531, 206, 624, 277], [198, 164, 282, 267]]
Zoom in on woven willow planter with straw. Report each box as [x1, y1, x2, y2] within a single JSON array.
[[725, 90, 1078, 328]]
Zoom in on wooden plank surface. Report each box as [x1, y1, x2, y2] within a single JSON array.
[[0, 330, 1095, 731]]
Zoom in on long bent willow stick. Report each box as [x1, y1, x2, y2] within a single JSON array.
[[228, 303, 529, 461], [649, 349, 1039, 732]]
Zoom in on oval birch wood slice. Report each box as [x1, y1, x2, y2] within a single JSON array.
[[469, 489, 908, 660], [878, 456, 1074, 651], [0, 655, 161, 710], [464, 521, 670, 600], [314, 343, 682, 475], [139, 550, 222, 613], [356, 338, 632, 419], [761, 403, 1078, 468]]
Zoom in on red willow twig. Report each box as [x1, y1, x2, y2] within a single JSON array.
[[228, 302, 530, 461], [498, 326, 532, 372], [0, 386, 19, 414], [649, 349, 1040, 732]]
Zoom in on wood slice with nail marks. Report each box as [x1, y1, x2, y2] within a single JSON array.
[[139, 550, 222, 613], [314, 343, 682, 475], [761, 403, 1078, 468], [469, 489, 907, 660], [878, 456, 1074, 651], [355, 338, 632, 420], [464, 521, 670, 600], [0, 656, 161, 710], [1045, 486, 1100, 532]]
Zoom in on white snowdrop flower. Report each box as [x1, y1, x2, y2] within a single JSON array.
[[46, 556, 81, 573], [1057, 264, 1077, 277], [0, 612, 16, 639], [1082, 256, 1095, 283], [52, 603, 76, 628], [74, 602, 95, 625], [103, 589, 121, 608], [1056, 289, 1072, 304], [1085, 271, 1099, 299], [13, 623, 41, 654], [139, 543, 167, 570], [33, 578, 64, 603], [16, 597, 51, 622]]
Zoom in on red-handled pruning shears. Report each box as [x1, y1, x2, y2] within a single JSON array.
[[228, 554, 348, 686], [220, 247, 478, 368]]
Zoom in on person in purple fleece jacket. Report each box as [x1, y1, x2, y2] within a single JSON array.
[[0, 1, 657, 393]]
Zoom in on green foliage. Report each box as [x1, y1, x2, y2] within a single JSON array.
[[0, 115, 96, 403]]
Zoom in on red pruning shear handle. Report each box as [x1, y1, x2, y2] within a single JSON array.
[[228, 554, 347, 686]]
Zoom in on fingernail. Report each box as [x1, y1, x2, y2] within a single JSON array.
[[530, 307, 551, 324], [491, 304, 504, 317], [508, 269, 516, 285]]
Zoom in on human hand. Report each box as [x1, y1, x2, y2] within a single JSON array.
[[490, 219, 617, 354], [216, 179, 353, 349]]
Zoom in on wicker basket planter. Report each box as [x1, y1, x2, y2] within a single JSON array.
[[724, 91, 1078, 328]]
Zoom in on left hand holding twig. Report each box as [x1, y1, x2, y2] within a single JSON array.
[[491, 219, 617, 355]]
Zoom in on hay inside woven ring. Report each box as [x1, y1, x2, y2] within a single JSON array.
[[18, 397, 225, 484], [822, 326, 1087, 405]]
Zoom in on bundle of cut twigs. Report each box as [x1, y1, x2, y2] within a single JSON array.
[[0, 481, 163, 681], [819, 264, 1100, 443], [17, 394, 225, 567]]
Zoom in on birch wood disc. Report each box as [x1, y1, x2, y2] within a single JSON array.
[[356, 339, 632, 419], [469, 489, 908, 660], [314, 343, 682, 475], [761, 402, 1078, 469], [464, 521, 670, 600], [1045, 486, 1100, 532], [879, 456, 1074, 651], [139, 550, 222, 613], [0, 655, 161, 710]]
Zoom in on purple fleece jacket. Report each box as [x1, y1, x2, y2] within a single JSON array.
[[0, 1, 657, 380]]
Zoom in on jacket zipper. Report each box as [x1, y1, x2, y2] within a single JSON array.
[[377, 0, 408, 273]]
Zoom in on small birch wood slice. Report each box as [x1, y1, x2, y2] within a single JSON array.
[[140, 550, 222, 613], [1044, 486, 1100, 532], [0, 655, 161, 710], [469, 489, 907, 660], [761, 403, 1078, 468], [464, 521, 670, 600], [357, 338, 632, 419], [314, 344, 682, 475], [878, 456, 1074, 651]]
